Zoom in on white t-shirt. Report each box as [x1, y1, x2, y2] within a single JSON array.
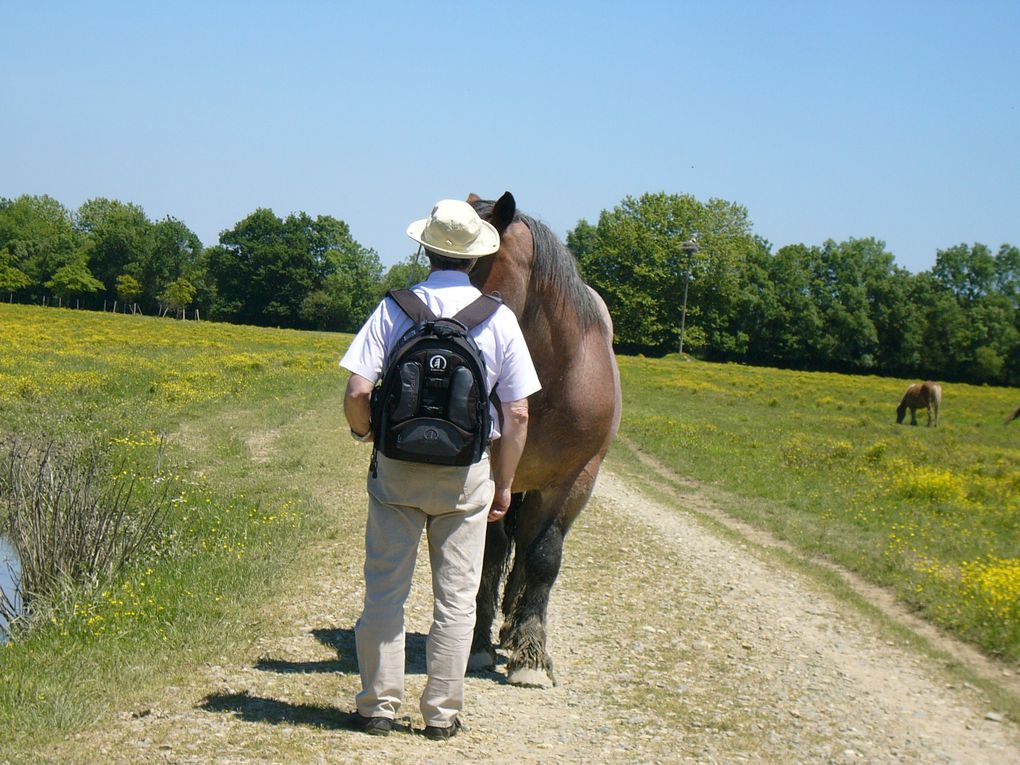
[[340, 270, 542, 439]]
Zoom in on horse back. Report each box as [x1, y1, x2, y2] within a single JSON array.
[[902, 382, 939, 407]]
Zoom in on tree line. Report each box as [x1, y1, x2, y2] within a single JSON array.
[[0, 195, 426, 331], [571, 193, 1020, 386], [2, 192, 1017, 385]]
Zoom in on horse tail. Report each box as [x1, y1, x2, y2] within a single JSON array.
[[502, 492, 525, 575], [932, 383, 942, 426]]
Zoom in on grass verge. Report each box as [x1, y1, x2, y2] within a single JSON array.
[[0, 305, 360, 758], [617, 355, 1020, 661]]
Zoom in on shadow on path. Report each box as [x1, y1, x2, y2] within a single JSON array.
[[200, 691, 349, 729], [202, 625, 510, 727], [253, 626, 430, 675]]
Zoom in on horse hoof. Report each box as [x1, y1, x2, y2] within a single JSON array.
[[506, 666, 553, 688], [467, 649, 495, 672]]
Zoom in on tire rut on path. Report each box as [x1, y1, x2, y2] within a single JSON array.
[[50, 462, 1020, 764]]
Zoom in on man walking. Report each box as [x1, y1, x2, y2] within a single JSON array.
[[340, 199, 541, 740]]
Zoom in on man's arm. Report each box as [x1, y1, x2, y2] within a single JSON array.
[[344, 373, 375, 441], [489, 397, 529, 522]]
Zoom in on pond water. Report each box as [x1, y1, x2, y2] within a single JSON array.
[[0, 536, 20, 643]]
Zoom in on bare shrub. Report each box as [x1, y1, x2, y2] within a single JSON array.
[[0, 439, 174, 632]]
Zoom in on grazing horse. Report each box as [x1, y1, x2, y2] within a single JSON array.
[[466, 192, 621, 687], [897, 381, 942, 427], [1005, 403, 1020, 425]]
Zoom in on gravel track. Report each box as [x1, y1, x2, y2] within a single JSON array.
[[46, 448, 1020, 764]]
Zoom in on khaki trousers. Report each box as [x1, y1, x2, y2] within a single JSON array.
[[354, 453, 494, 728]]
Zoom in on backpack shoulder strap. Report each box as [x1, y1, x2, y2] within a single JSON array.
[[452, 293, 503, 330], [388, 289, 437, 323]]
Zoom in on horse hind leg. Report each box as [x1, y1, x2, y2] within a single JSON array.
[[467, 492, 520, 672]]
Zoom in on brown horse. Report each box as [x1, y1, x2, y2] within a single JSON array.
[[466, 192, 621, 687], [897, 381, 942, 427], [1005, 403, 1020, 425]]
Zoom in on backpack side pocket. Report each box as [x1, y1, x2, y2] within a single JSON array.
[[391, 361, 422, 422], [447, 366, 477, 431]]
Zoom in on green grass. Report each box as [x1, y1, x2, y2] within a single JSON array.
[[617, 354, 1020, 660], [0, 304, 356, 754], [3, 304, 1020, 757]]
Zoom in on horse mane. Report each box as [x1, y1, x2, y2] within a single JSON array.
[[473, 199, 602, 331]]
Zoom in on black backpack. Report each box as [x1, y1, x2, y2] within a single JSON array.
[[370, 289, 502, 470]]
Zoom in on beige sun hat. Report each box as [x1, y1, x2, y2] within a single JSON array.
[[406, 199, 500, 259]]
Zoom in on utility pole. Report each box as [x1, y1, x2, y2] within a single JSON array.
[[678, 235, 700, 356]]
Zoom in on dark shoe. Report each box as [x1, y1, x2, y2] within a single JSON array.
[[423, 716, 463, 741], [348, 712, 392, 736]]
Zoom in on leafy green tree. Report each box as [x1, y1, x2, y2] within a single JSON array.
[[932, 243, 996, 303], [737, 238, 914, 373], [573, 207, 670, 349], [208, 209, 376, 329], [916, 246, 1020, 384], [808, 238, 899, 371], [737, 243, 826, 367], [300, 243, 384, 331], [0, 195, 80, 293], [565, 220, 599, 273], [0, 247, 33, 299], [45, 257, 104, 304], [378, 250, 430, 295], [992, 244, 1020, 308], [572, 192, 760, 354], [75, 198, 152, 303], [960, 295, 1018, 384], [995, 245, 1020, 383], [207, 209, 307, 325], [321, 236, 383, 330], [141, 217, 206, 312], [161, 277, 197, 318], [870, 266, 925, 375], [114, 274, 143, 308]]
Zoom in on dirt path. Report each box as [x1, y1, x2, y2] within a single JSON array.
[[54, 449, 1020, 764]]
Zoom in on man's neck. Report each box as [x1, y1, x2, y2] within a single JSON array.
[[426, 269, 472, 285]]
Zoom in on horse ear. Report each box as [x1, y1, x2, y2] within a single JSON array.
[[489, 191, 516, 234], [467, 193, 481, 203]]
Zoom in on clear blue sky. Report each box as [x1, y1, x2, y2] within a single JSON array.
[[3, 1, 1017, 273]]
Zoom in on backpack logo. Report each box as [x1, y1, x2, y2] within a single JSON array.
[[429, 355, 447, 371]]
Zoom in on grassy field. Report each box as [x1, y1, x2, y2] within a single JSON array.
[[2, 304, 1020, 755], [0, 304, 354, 752], [617, 355, 1020, 660]]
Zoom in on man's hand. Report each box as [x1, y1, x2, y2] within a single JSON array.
[[489, 397, 529, 522], [488, 486, 512, 522]]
